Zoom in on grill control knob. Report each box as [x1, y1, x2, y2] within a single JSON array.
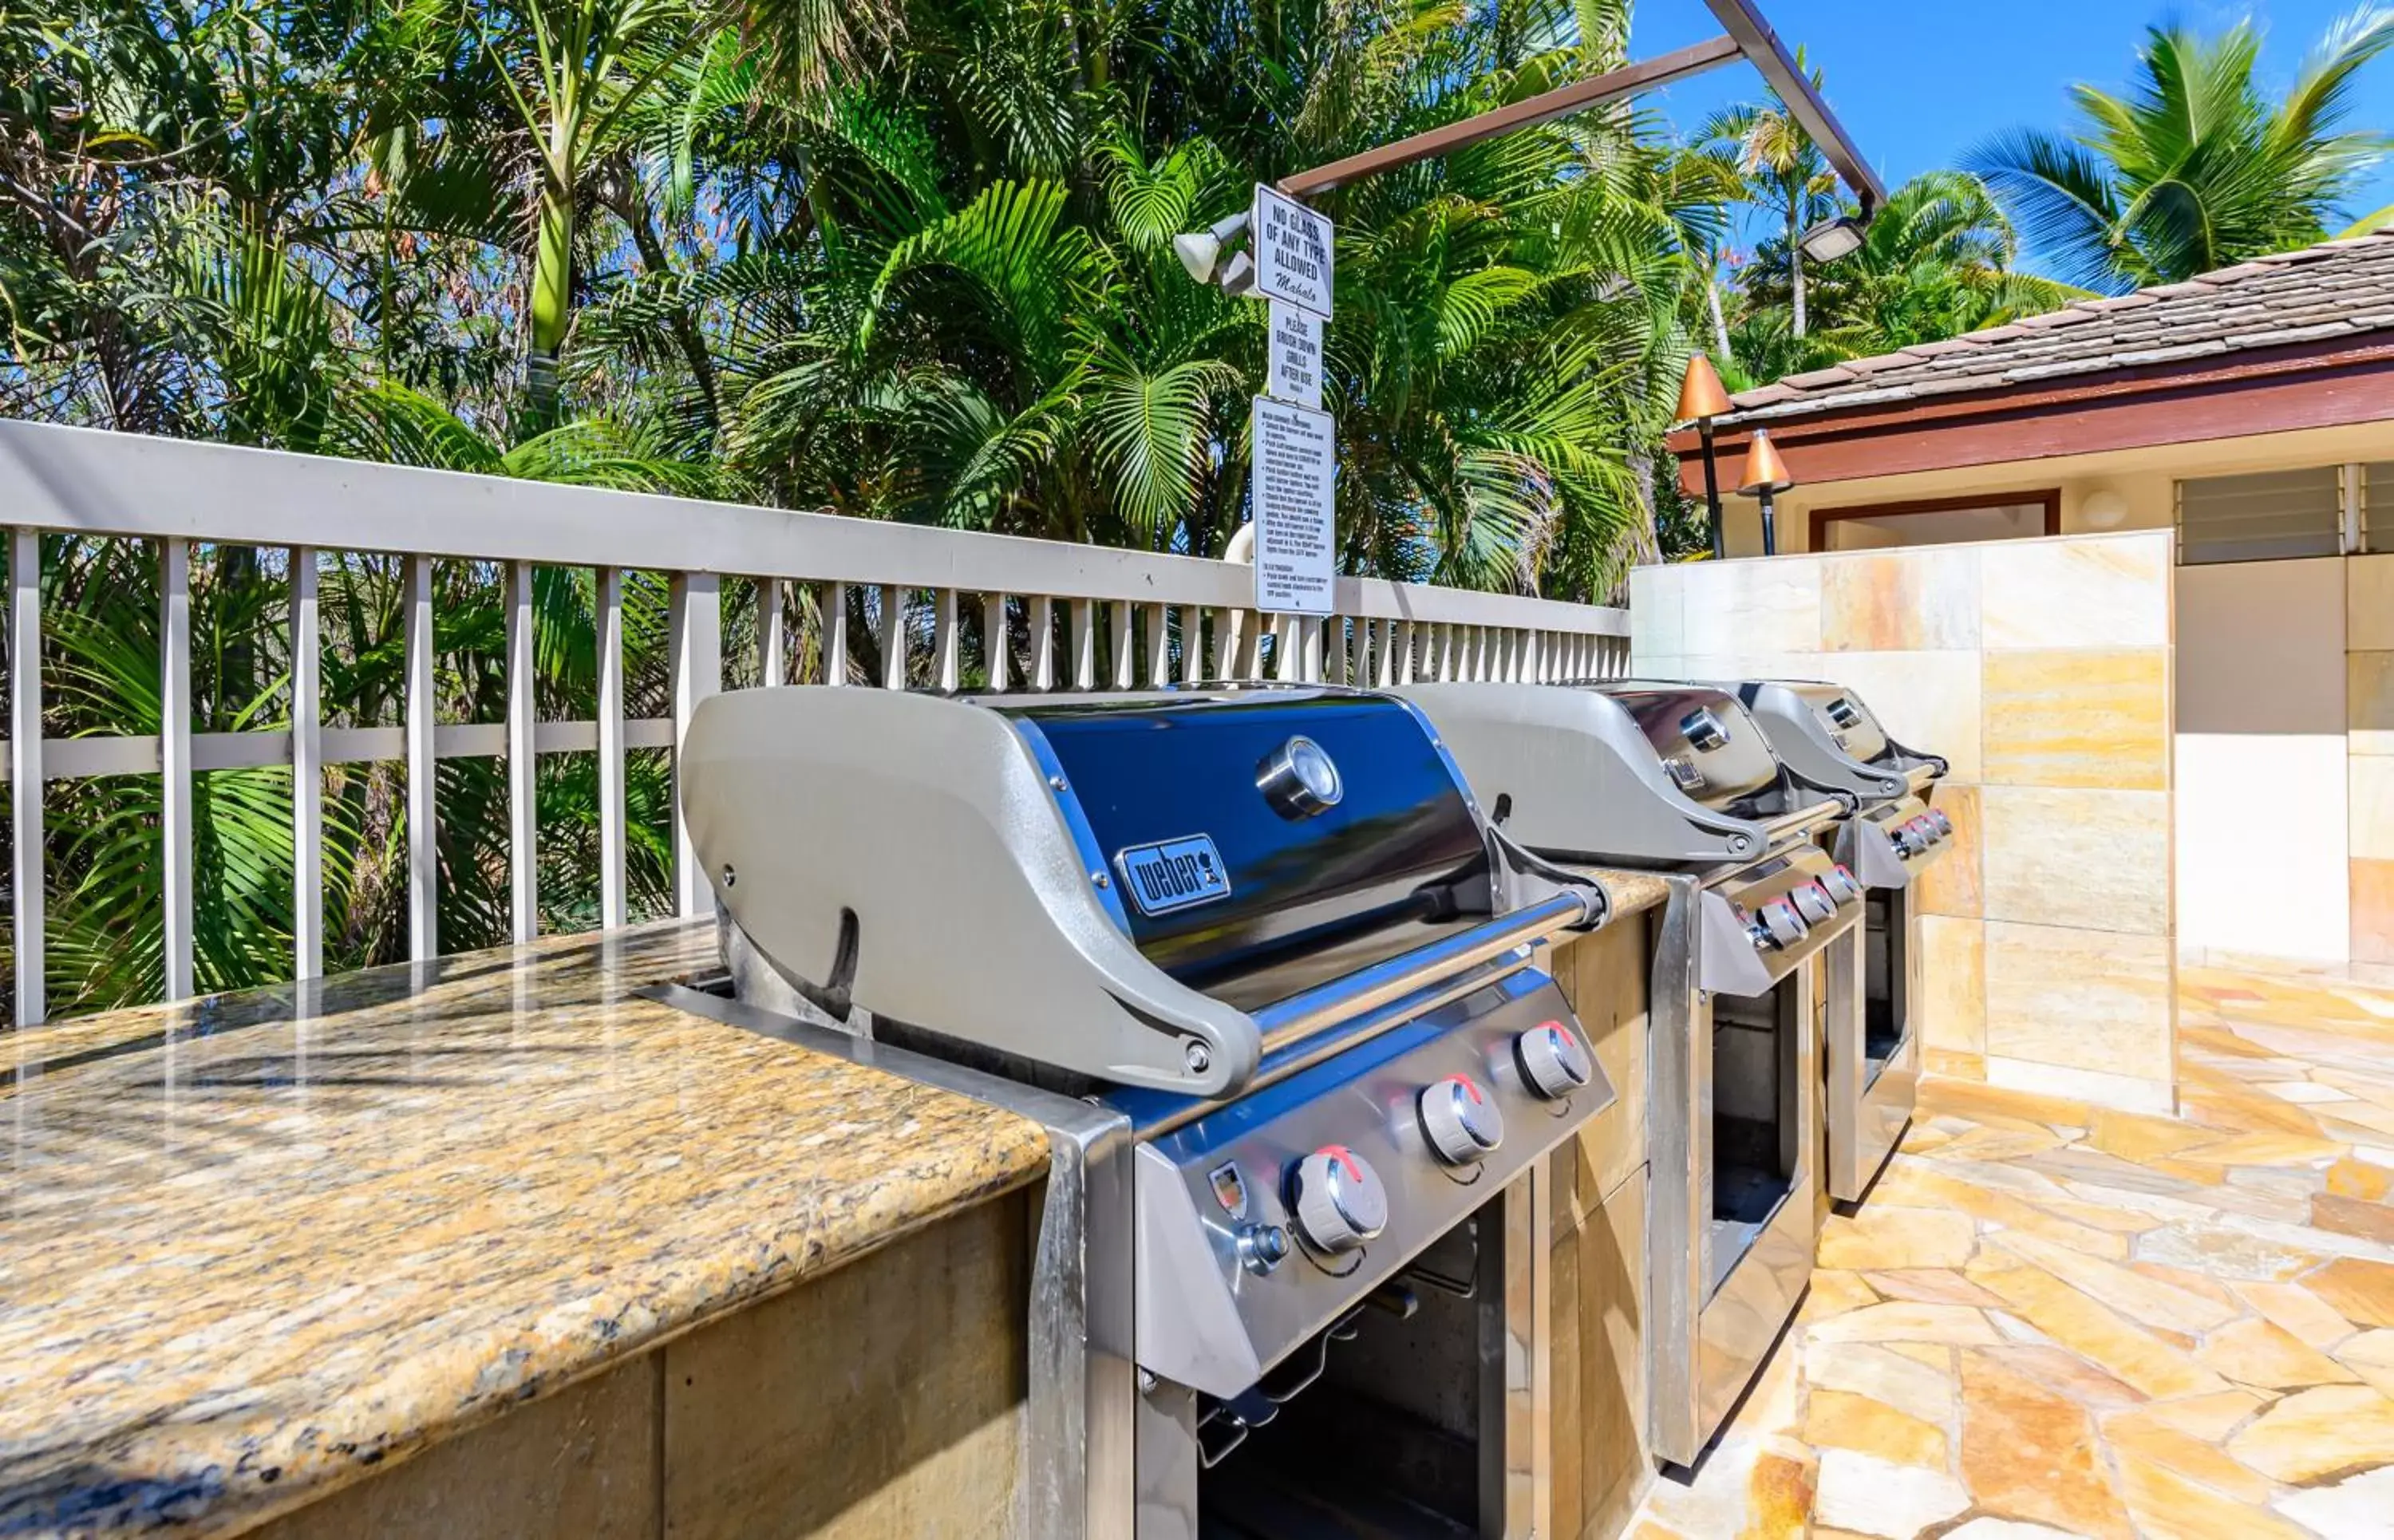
[[1756, 899, 1809, 950], [1926, 808, 1954, 839], [1823, 865, 1864, 905], [1888, 823, 1922, 857], [1419, 1074, 1504, 1164], [1791, 883, 1837, 925], [1515, 1020, 1594, 1100], [1290, 1146, 1388, 1254]]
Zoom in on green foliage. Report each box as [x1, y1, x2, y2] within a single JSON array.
[[1969, 11, 2394, 290]]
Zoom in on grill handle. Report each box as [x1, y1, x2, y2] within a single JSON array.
[[1757, 794, 1850, 848], [1252, 890, 1600, 1052]]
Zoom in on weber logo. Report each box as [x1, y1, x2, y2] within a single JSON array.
[[1116, 835, 1232, 917]]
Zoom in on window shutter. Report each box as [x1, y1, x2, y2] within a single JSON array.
[[2175, 467, 2345, 565], [2368, 463, 2394, 555]]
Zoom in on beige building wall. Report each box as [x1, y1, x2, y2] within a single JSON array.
[[2175, 559, 2350, 966], [2355, 557, 2394, 965], [1630, 531, 2178, 1115]]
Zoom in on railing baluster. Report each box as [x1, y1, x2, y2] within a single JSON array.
[[1213, 610, 1238, 680], [1146, 603, 1169, 687], [405, 553, 437, 962], [598, 566, 627, 930], [1272, 614, 1298, 681], [934, 587, 961, 690], [671, 572, 721, 917], [1302, 618, 1325, 681], [1111, 602, 1133, 689], [1033, 596, 1057, 689], [1394, 621, 1415, 685], [292, 547, 322, 979], [1177, 606, 1201, 685], [507, 559, 536, 944], [1242, 612, 1266, 677], [757, 576, 785, 687], [985, 594, 1011, 691], [1072, 599, 1096, 689], [10, 530, 39, 1025], [823, 581, 848, 685], [880, 584, 907, 689], [160, 538, 193, 1001]]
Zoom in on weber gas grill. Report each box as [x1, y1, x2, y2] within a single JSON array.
[[1726, 680, 1952, 1205], [670, 684, 1617, 1538], [1392, 680, 1863, 1467]]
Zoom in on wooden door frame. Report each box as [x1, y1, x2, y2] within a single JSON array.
[[1809, 488, 2064, 552]]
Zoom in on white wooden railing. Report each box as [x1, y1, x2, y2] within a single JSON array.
[[0, 419, 1630, 1023]]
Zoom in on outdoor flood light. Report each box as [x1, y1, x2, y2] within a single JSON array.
[[1797, 215, 1867, 264], [1174, 211, 1252, 286]]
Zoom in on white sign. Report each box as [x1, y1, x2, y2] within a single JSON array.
[[1266, 301, 1324, 409], [1252, 184, 1333, 319], [1250, 397, 1338, 616]]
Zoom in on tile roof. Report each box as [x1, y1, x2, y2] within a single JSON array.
[[1708, 227, 2394, 428]]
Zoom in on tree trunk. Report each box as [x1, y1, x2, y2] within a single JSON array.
[[606, 170, 721, 435], [526, 131, 576, 428], [1706, 272, 1732, 361], [1788, 207, 1807, 340]]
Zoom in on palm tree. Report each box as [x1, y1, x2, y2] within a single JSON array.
[[1699, 57, 1839, 338], [1969, 11, 2394, 291], [1737, 172, 2083, 361]]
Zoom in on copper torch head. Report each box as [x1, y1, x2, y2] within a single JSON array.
[[1676, 352, 1732, 424], [1736, 428, 1795, 496]]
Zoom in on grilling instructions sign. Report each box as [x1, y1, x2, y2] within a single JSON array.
[[1250, 397, 1338, 616]]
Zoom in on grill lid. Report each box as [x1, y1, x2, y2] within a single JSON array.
[[1395, 682, 1835, 869], [1591, 683, 1784, 814], [999, 693, 1491, 1010], [678, 684, 1598, 1099], [1728, 680, 1946, 806]]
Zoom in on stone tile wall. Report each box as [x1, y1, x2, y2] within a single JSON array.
[[1630, 531, 2178, 1115]]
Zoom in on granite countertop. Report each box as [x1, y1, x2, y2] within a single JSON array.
[[1581, 867, 1673, 920], [0, 922, 1050, 1538]]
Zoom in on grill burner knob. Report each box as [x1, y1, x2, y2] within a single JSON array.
[[1290, 1146, 1388, 1254], [1515, 1020, 1594, 1100], [1823, 866, 1863, 905], [1791, 883, 1837, 925], [1889, 823, 1922, 858], [1756, 900, 1808, 950], [1927, 808, 1954, 839], [1419, 1074, 1504, 1164]]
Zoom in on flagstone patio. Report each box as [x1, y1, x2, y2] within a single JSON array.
[[1626, 967, 2394, 1539]]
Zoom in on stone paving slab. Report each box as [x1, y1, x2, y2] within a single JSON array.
[[1629, 966, 2394, 1539]]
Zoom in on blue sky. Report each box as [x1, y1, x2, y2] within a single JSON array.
[[1633, 0, 2394, 269]]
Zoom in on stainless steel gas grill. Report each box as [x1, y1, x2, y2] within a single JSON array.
[[668, 683, 1616, 1539], [1391, 680, 1863, 1468], [1726, 681, 1951, 1206]]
